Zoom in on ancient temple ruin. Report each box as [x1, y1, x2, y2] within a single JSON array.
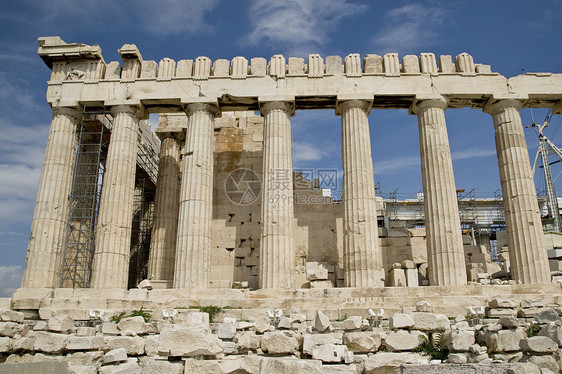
[[20, 36, 562, 295]]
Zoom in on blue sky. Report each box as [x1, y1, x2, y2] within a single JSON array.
[[0, 0, 561, 296]]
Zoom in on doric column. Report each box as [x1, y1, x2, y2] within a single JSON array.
[[147, 129, 182, 282], [22, 106, 80, 288], [91, 105, 144, 289], [337, 99, 384, 287], [259, 101, 295, 289], [484, 97, 551, 284], [173, 103, 218, 289], [411, 95, 467, 286]]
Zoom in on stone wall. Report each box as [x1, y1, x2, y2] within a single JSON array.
[[1, 297, 561, 373]]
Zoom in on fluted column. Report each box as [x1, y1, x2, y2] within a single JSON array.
[[22, 106, 80, 288], [91, 105, 143, 289], [484, 98, 550, 284], [338, 99, 384, 287], [173, 103, 217, 289], [147, 132, 182, 282], [411, 95, 467, 286], [259, 101, 295, 289]]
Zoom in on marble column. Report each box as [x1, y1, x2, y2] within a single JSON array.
[[411, 96, 467, 286], [259, 101, 295, 289], [148, 132, 182, 282], [22, 106, 80, 288], [174, 103, 217, 289], [91, 105, 143, 289], [338, 99, 384, 287], [484, 98, 551, 284]]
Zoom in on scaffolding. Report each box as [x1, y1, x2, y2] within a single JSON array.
[[60, 109, 159, 288], [60, 110, 110, 288]]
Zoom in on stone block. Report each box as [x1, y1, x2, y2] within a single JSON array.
[[363, 54, 383, 73], [47, 315, 74, 333], [539, 324, 562, 346], [447, 353, 468, 364], [344, 53, 361, 76], [484, 328, 527, 353], [260, 331, 299, 354], [475, 64, 492, 73], [411, 312, 450, 331], [383, 53, 400, 75], [250, 57, 266, 76], [157, 325, 224, 357], [364, 352, 428, 373], [401, 55, 420, 73], [311, 343, 351, 363], [105, 336, 145, 355], [66, 336, 105, 351], [487, 308, 517, 318], [0, 309, 24, 323], [176, 59, 193, 77], [415, 301, 432, 312], [314, 310, 331, 332], [419, 53, 437, 74], [310, 280, 333, 289], [342, 316, 362, 330], [306, 262, 329, 280], [101, 323, 120, 335], [455, 52, 475, 73], [231, 56, 248, 78], [99, 360, 140, 374], [288, 57, 305, 75], [254, 316, 272, 333], [0, 362, 71, 374], [139, 359, 184, 374], [0, 322, 23, 337], [383, 330, 426, 351], [140, 60, 158, 78], [307, 54, 324, 77], [387, 268, 406, 287], [548, 249, 562, 258], [105, 61, 122, 79], [0, 336, 11, 353], [438, 55, 454, 73], [213, 59, 230, 76], [259, 357, 324, 374], [520, 336, 558, 353], [235, 331, 260, 352], [303, 332, 342, 355], [343, 331, 382, 352], [444, 330, 474, 352], [519, 354, 560, 374], [217, 317, 236, 339], [117, 316, 154, 335], [534, 308, 559, 324], [389, 313, 415, 329], [33, 331, 70, 354], [103, 347, 127, 364]]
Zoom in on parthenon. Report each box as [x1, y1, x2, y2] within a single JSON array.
[[20, 36, 562, 294]]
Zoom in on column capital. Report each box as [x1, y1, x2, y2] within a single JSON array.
[[109, 104, 148, 119], [51, 105, 83, 119], [335, 95, 373, 115], [155, 127, 185, 141], [183, 100, 221, 118], [409, 94, 448, 115], [259, 100, 295, 117], [483, 94, 528, 115]]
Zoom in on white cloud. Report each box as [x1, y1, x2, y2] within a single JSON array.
[[452, 147, 496, 160], [245, 0, 368, 56], [293, 141, 328, 164], [0, 265, 23, 297], [372, 4, 449, 53]]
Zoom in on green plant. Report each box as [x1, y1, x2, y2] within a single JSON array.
[[129, 307, 152, 322], [412, 333, 449, 360], [198, 305, 222, 323], [526, 323, 541, 337], [110, 312, 126, 324], [110, 308, 152, 324]]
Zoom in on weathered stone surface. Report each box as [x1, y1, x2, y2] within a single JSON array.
[[539, 324, 562, 346], [105, 336, 145, 355], [66, 336, 105, 351], [33, 331, 70, 353], [389, 313, 415, 329], [314, 310, 331, 332], [0, 309, 24, 323], [343, 331, 382, 352], [416, 301, 432, 312], [158, 325, 224, 357], [342, 316, 362, 330], [383, 330, 426, 351], [235, 331, 260, 352], [261, 331, 299, 354], [303, 333, 343, 355], [445, 329, 475, 352], [311, 343, 352, 363], [484, 328, 527, 353], [47, 315, 74, 333], [519, 354, 560, 373], [117, 316, 154, 335], [447, 352, 468, 364], [488, 308, 518, 318], [254, 316, 271, 334], [217, 317, 236, 339], [498, 316, 520, 328], [534, 309, 559, 324], [258, 357, 323, 374], [0, 336, 12, 353], [139, 359, 184, 374], [103, 347, 127, 364], [411, 312, 450, 331], [12, 335, 35, 351], [33, 320, 48, 331], [66, 351, 104, 366], [0, 322, 22, 337], [489, 298, 518, 308], [99, 360, 140, 374], [364, 352, 428, 373], [520, 336, 558, 353]]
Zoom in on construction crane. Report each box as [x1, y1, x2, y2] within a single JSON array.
[[529, 110, 562, 232]]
